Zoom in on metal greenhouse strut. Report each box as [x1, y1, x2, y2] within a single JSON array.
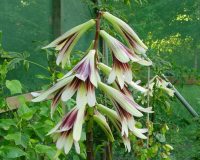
[[161, 74, 199, 117]]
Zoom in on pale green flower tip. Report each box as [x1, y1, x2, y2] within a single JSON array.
[[146, 59, 153, 66], [93, 114, 114, 142], [99, 30, 105, 37], [31, 96, 44, 102], [99, 30, 109, 39], [97, 62, 111, 75], [31, 98, 37, 102], [88, 19, 96, 25], [42, 45, 49, 49], [42, 19, 95, 50], [102, 12, 114, 21]]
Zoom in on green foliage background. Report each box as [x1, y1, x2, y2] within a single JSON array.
[[0, 0, 199, 159]]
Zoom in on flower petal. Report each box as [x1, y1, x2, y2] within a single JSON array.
[[93, 111, 114, 142], [43, 19, 95, 49], [87, 82, 96, 107], [76, 83, 87, 108], [51, 87, 65, 118], [131, 127, 147, 139], [61, 78, 80, 101], [107, 69, 116, 84], [73, 105, 86, 141], [47, 121, 62, 136], [32, 76, 74, 102], [98, 82, 143, 117], [100, 30, 130, 63], [98, 63, 147, 93], [74, 141, 80, 154], [102, 12, 148, 52], [56, 133, 67, 150], [64, 133, 73, 154], [122, 136, 131, 152]]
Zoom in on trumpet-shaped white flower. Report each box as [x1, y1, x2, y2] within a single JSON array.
[[96, 104, 148, 152], [47, 105, 86, 154], [100, 30, 152, 66], [32, 50, 100, 117], [102, 12, 148, 56], [98, 62, 147, 92], [43, 19, 95, 67], [98, 82, 152, 118], [108, 56, 132, 89]]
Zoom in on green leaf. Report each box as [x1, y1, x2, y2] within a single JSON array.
[[17, 104, 36, 120], [73, 155, 80, 160], [6, 80, 22, 95], [30, 120, 53, 141], [35, 144, 57, 159], [5, 132, 29, 148], [0, 119, 16, 130], [0, 146, 26, 158], [24, 60, 30, 71]]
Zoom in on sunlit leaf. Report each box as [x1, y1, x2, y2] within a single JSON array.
[[6, 80, 22, 95]]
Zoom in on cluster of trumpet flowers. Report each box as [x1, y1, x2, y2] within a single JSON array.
[[32, 11, 153, 154]]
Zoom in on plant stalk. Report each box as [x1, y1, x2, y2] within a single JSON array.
[[86, 11, 101, 160], [146, 66, 151, 160]]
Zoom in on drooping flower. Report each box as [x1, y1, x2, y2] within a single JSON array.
[[145, 75, 174, 97], [108, 56, 132, 89], [96, 104, 148, 152], [102, 12, 148, 56], [47, 105, 86, 154], [98, 82, 152, 118], [32, 50, 100, 117], [122, 135, 131, 152], [155, 76, 174, 97], [93, 110, 114, 142], [43, 19, 95, 67], [100, 30, 152, 66], [98, 62, 147, 93]]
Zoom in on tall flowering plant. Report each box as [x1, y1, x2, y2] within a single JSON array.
[[32, 11, 153, 159]]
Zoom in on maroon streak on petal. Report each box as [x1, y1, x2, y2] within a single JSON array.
[[113, 56, 131, 71], [51, 86, 66, 113], [76, 61, 91, 81], [113, 100, 131, 119], [122, 29, 147, 55], [116, 82, 132, 99], [57, 33, 78, 62], [69, 78, 82, 90], [59, 33, 77, 52], [86, 79, 94, 92], [122, 29, 137, 48], [61, 108, 78, 131]]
